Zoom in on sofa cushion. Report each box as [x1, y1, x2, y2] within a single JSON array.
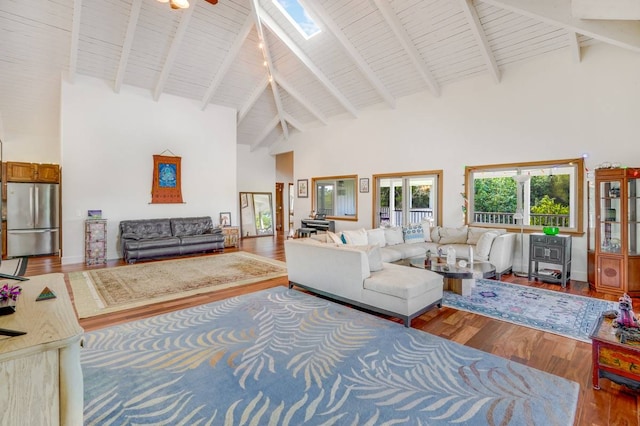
[[343, 228, 369, 245], [171, 217, 214, 237], [379, 247, 402, 263], [338, 244, 383, 272], [476, 231, 498, 261], [364, 264, 440, 299], [367, 228, 386, 247], [326, 231, 343, 244], [384, 227, 404, 246], [438, 226, 468, 244], [123, 236, 180, 251], [387, 243, 426, 259], [120, 219, 172, 238], [420, 220, 433, 242], [430, 226, 441, 243], [467, 227, 492, 245], [402, 223, 424, 244]]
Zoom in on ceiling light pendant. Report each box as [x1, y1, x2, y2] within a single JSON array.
[[169, 0, 189, 9]]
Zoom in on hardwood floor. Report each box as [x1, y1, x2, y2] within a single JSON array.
[[22, 235, 637, 426]]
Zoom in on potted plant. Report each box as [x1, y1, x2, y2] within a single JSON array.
[[0, 283, 22, 315]]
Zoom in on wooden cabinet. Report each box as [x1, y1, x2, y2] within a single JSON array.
[[222, 226, 239, 248], [85, 219, 107, 265], [591, 167, 640, 296], [4, 161, 60, 183], [528, 233, 572, 288]]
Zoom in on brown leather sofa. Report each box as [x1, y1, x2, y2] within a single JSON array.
[[120, 216, 225, 263]]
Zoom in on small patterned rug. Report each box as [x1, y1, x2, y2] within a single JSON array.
[[82, 287, 579, 425], [443, 279, 618, 342], [68, 252, 287, 318]]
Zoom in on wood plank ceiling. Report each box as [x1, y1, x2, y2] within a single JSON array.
[[1, 0, 639, 150]]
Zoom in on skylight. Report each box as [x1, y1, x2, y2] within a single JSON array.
[[272, 0, 321, 39]]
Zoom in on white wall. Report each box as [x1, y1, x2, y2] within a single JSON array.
[[236, 144, 277, 235], [61, 76, 237, 264], [271, 43, 640, 281]]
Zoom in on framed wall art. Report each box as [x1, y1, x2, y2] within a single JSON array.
[[151, 154, 183, 204], [219, 212, 231, 227], [297, 179, 308, 198], [359, 178, 369, 193]]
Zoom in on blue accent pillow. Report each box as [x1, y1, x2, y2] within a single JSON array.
[[402, 224, 424, 244], [341, 233, 347, 244]]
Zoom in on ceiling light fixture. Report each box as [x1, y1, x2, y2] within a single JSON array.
[[157, 0, 190, 10]]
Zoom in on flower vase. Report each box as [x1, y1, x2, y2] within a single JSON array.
[[0, 299, 17, 316]]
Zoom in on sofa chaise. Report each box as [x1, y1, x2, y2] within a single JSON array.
[[285, 238, 444, 327], [120, 216, 225, 263]]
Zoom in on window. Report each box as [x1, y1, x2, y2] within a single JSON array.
[[465, 158, 584, 233], [373, 171, 442, 227], [272, 0, 321, 39], [312, 175, 357, 220]]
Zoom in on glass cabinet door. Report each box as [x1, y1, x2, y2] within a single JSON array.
[[599, 180, 622, 253], [629, 178, 639, 255], [588, 178, 595, 251]]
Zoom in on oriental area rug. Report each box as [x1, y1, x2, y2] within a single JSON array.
[[82, 287, 578, 425], [443, 279, 618, 343], [68, 252, 287, 318]]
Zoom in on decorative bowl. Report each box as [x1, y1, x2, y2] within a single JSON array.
[[542, 226, 559, 235]]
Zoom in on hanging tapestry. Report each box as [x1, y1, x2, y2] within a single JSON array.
[[151, 154, 183, 203]]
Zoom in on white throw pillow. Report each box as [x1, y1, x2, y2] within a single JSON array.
[[339, 244, 384, 272], [420, 220, 433, 242], [467, 227, 491, 245], [438, 226, 468, 244], [384, 227, 404, 246], [367, 228, 386, 247], [342, 228, 368, 245], [327, 231, 343, 244], [475, 231, 498, 261], [430, 226, 441, 243]]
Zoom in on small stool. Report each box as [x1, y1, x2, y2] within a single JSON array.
[[297, 228, 317, 238]]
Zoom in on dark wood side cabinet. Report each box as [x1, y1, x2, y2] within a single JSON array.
[[592, 167, 640, 297], [528, 233, 572, 288]]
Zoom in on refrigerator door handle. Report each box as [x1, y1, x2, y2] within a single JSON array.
[[8, 229, 53, 234], [29, 186, 34, 226], [34, 186, 39, 227]]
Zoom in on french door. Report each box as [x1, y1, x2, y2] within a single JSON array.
[[374, 172, 441, 228]]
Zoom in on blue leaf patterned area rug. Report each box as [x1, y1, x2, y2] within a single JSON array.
[[82, 287, 578, 425], [444, 279, 618, 343]]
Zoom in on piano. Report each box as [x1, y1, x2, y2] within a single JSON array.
[[300, 219, 335, 233]]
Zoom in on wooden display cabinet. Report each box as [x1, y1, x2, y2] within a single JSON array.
[[592, 167, 640, 296], [222, 226, 239, 248]]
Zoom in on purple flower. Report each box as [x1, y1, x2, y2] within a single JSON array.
[[0, 283, 22, 302]]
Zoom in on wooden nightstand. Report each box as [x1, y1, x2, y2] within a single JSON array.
[[222, 226, 239, 248]]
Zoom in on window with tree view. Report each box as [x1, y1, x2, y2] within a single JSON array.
[[465, 158, 584, 233]]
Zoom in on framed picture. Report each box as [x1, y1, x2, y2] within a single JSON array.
[[359, 178, 369, 193], [297, 179, 308, 198], [219, 212, 231, 227]]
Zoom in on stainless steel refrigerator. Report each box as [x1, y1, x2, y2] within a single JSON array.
[[6, 182, 60, 257]]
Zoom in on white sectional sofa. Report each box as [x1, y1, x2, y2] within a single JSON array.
[[332, 225, 516, 279], [284, 238, 444, 327]]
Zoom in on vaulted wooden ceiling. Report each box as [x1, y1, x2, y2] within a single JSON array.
[[1, 0, 639, 151]]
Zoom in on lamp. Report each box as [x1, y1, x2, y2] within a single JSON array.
[[512, 174, 531, 277]]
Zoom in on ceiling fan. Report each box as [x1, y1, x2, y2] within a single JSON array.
[[157, 0, 217, 10]]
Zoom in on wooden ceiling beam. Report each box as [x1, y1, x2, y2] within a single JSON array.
[[153, 0, 197, 101], [568, 32, 582, 63], [114, 0, 143, 93], [371, 0, 440, 97], [481, 0, 640, 53], [273, 71, 328, 125], [259, 8, 359, 118], [238, 75, 269, 124], [458, 0, 500, 84], [249, 0, 288, 140], [67, 0, 83, 83], [201, 16, 254, 110], [298, 0, 396, 109], [250, 116, 280, 151]]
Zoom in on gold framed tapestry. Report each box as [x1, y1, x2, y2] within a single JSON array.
[[151, 154, 183, 204]]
